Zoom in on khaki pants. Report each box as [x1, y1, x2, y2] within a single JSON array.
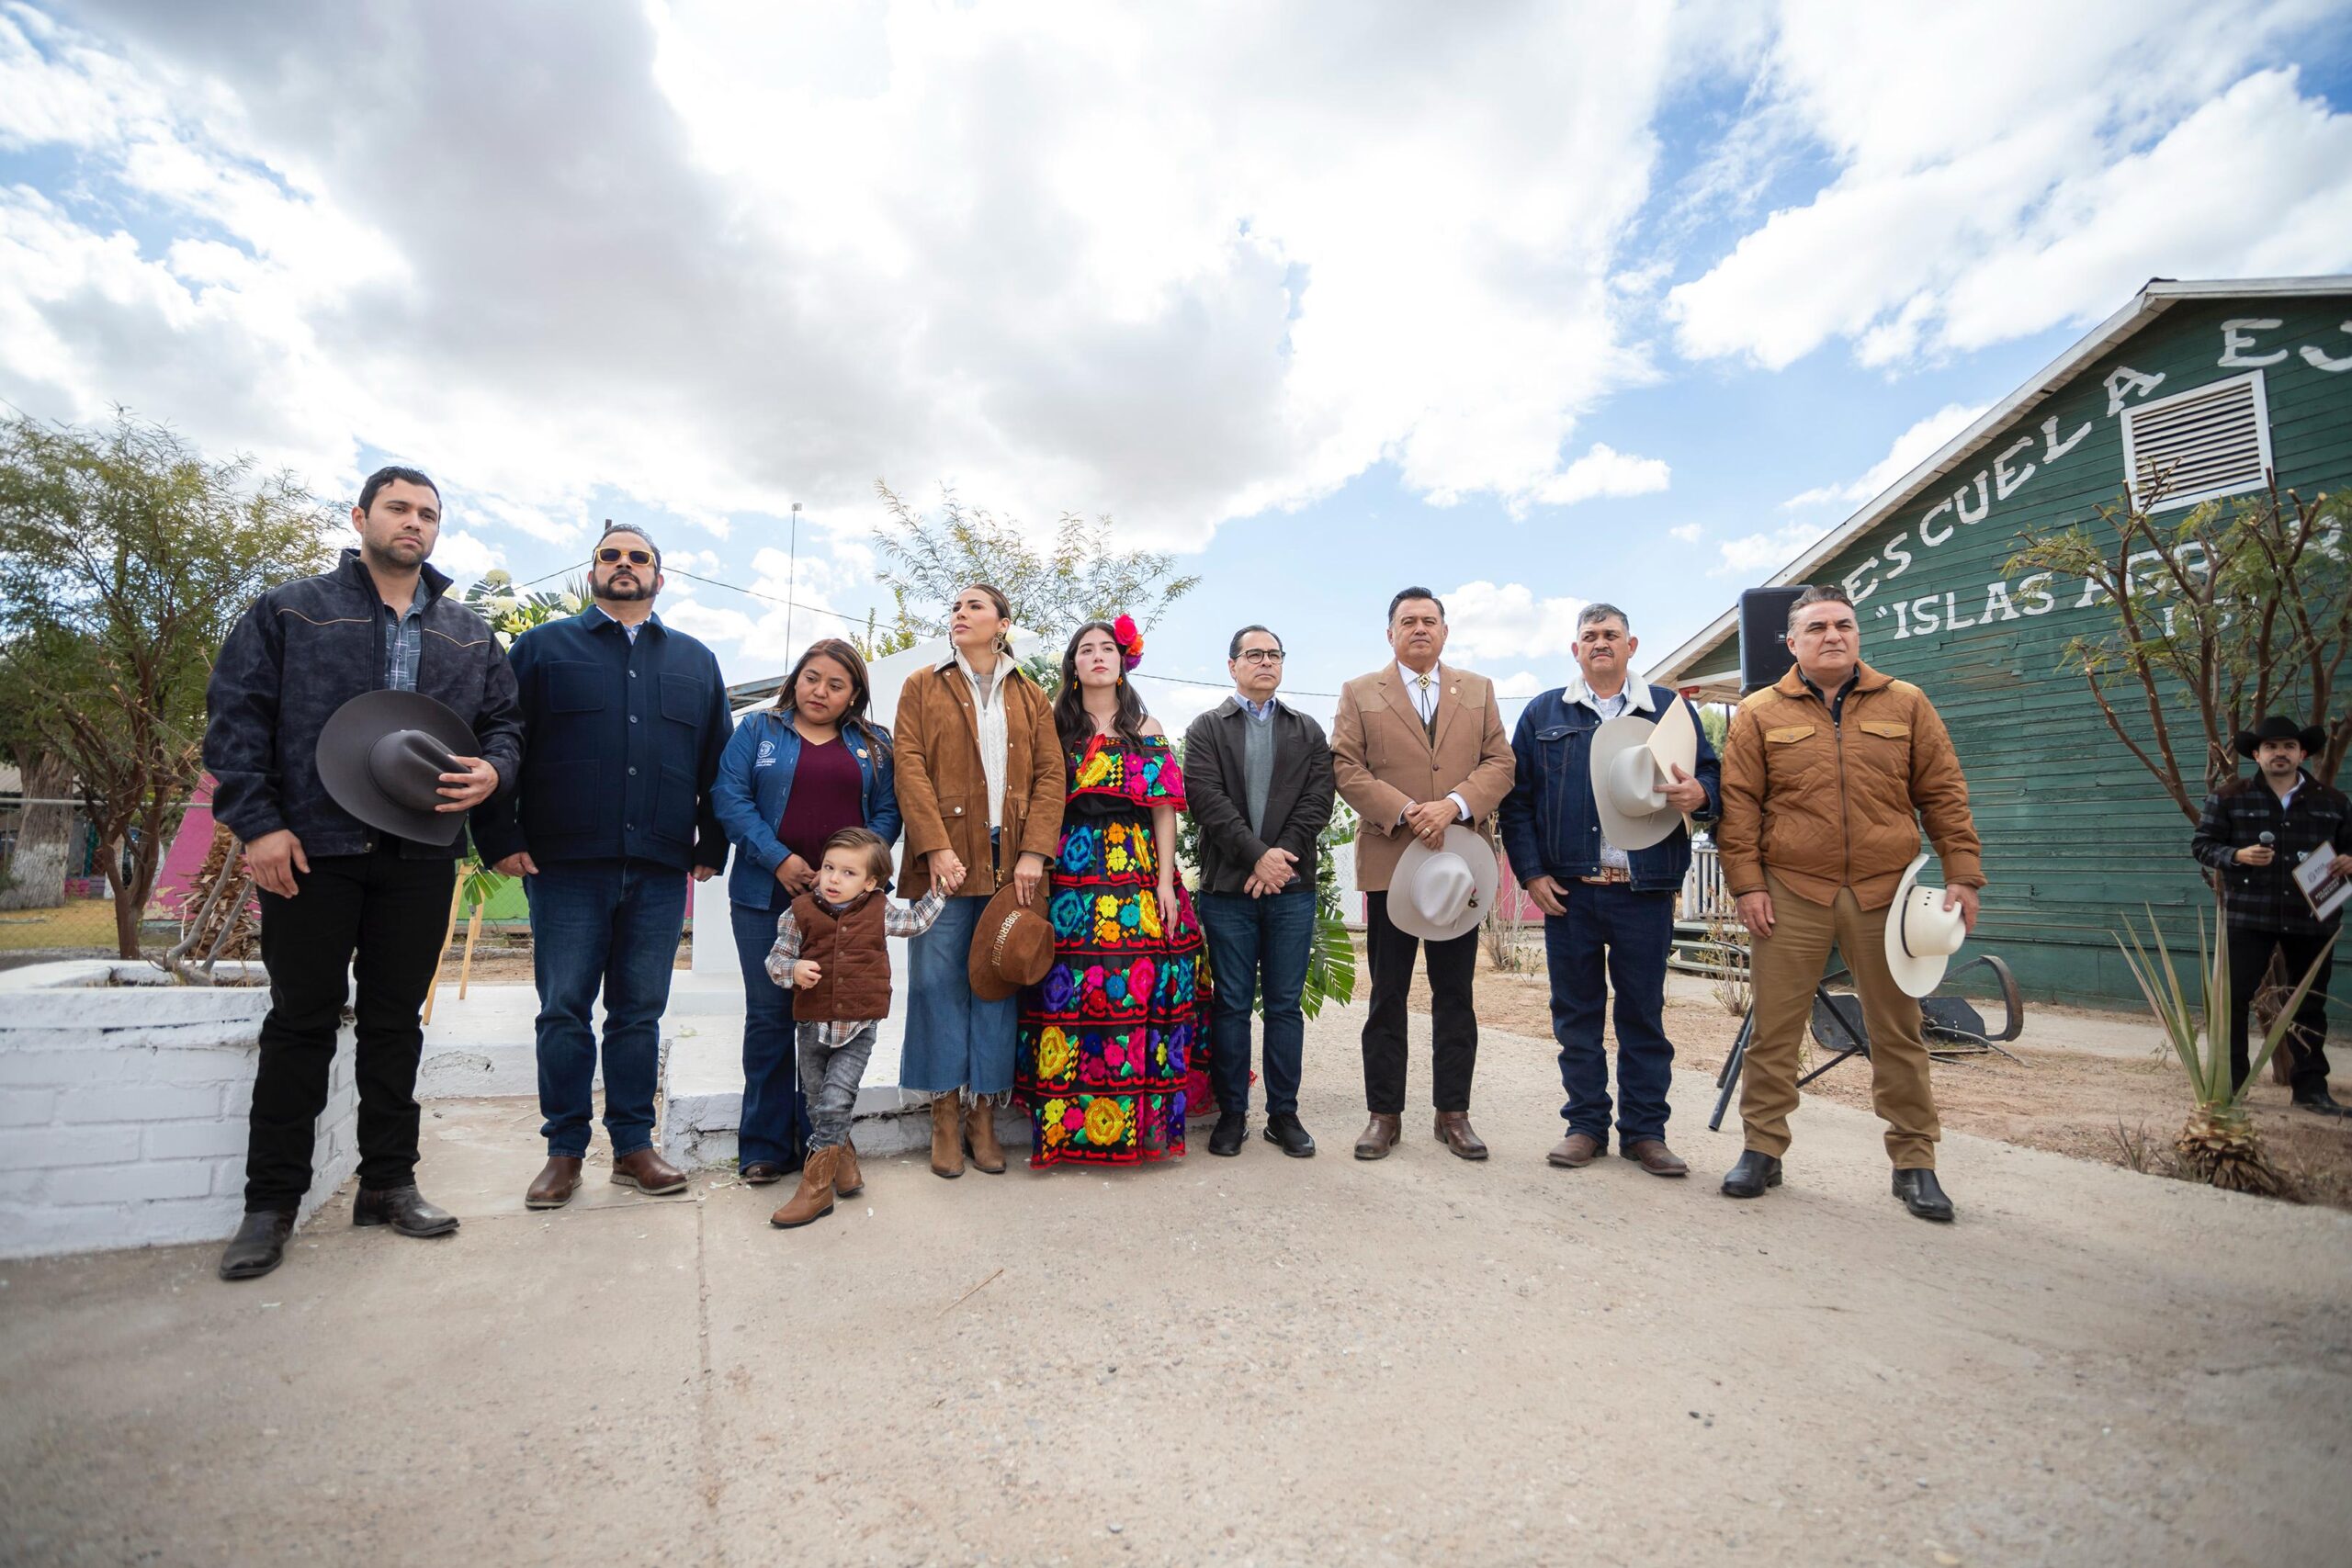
[[1741, 872, 1940, 1169]]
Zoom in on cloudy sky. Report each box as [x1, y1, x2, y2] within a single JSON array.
[[5, 0, 2349, 732]]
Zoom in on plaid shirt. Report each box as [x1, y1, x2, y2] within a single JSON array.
[[380, 581, 426, 692], [2191, 770, 2352, 934], [766, 886, 947, 1045]]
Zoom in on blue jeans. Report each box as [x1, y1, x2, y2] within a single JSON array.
[[899, 892, 1017, 1097], [526, 858, 689, 1159], [1542, 881, 1676, 1145], [1197, 889, 1315, 1117], [730, 900, 809, 1169]]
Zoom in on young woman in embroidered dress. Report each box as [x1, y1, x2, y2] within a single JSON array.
[[1015, 616, 1210, 1167]]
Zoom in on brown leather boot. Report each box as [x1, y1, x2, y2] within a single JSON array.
[[1546, 1132, 1601, 1169], [833, 1138, 864, 1198], [526, 1156, 583, 1209], [965, 1098, 1007, 1175], [610, 1146, 689, 1195], [930, 1094, 965, 1179], [1622, 1139, 1689, 1177], [1353, 1112, 1402, 1160], [770, 1146, 838, 1228], [1433, 1111, 1488, 1160]]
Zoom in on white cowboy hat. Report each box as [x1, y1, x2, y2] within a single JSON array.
[[1885, 853, 1967, 998], [1589, 697, 1700, 852], [1387, 824, 1500, 942]]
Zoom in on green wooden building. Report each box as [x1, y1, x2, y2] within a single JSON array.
[[1650, 276, 2352, 1004]]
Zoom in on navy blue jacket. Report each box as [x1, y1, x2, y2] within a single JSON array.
[[204, 551, 523, 860], [709, 708, 901, 913], [470, 609, 732, 874], [1498, 681, 1722, 895]]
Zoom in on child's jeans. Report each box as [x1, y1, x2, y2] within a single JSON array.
[[797, 1021, 877, 1151]]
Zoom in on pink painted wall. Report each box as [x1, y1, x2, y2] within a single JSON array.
[[153, 774, 219, 916]]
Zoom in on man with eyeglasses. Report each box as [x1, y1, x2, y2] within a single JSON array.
[[474, 523, 734, 1211], [1182, 626, 1336, 1157]]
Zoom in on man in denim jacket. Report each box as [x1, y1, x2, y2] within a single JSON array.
[[1498, 604, 1718, 1178]]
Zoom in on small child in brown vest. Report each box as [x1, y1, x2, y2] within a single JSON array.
[[763, 827, 945, 1228]]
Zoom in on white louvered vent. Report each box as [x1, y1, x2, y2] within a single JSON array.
[[2120, 370, 2273, 513]]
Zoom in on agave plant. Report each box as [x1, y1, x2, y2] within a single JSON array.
[[2115, 905, 2336, 1195]]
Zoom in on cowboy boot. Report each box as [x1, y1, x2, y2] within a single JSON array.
[[770, 1145, 839, 1229], [931, 1093, 965, 1179], [833, 1136, 865, 1198], [965, 1097, 1007, 1175]]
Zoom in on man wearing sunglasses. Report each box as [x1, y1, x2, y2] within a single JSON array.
[[1182, 624, 1336, 1159], [474, 523, 735, 1211]]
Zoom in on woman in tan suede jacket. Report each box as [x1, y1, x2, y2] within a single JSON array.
[[891, 584, 1065, 1179]]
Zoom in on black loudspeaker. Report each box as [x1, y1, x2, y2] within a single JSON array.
[[1738, 586, 1809, 695]]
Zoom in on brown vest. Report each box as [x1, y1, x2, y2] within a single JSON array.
[[788, 890, 893, 1023]]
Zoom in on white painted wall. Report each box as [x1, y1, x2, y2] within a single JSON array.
[[0, 963, 358, 1260]]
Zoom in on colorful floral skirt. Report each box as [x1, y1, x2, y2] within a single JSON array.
[[1015, 807, 1207, 1167]]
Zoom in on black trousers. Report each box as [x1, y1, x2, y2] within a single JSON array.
[[2226, 925, 2335, 1095], [1362, 891, 1479, 1113], [244, 841, 454, 1212]]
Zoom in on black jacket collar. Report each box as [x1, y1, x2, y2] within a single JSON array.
[[334, 547, 452, 608]]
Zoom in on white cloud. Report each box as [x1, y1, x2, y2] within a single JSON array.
[[427, 528, 504, 587], [1520, 443, 1672, 512], [1712, 521, 1821, 579], [1781, 401, 1984, 511], [1440, 581, 1590, 661], [1132, 677, 1227, 734], [1666, 5, 2352, 370], [1490, 670, 1547, 700], [0, 2, 1689, 550], [1668, 523, 1703, 544]]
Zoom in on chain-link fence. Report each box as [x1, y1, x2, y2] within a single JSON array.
[[0, 803, 157, 960], [0, 804, 209, 964]]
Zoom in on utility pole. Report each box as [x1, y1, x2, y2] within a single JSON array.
[[786, 501, 801, 659]]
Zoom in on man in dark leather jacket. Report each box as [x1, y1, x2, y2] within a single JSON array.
[[203, 465, 522, 1281]]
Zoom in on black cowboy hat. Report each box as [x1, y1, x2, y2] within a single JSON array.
[[315, 690, 481, 846], [2233, 714, 2327, 759]]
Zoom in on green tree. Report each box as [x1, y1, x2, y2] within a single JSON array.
[[0, 412, 335, 955], [870, 481, 1200, 649]]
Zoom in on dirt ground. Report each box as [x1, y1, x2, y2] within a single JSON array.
[[1389, 941, 2352, 1212]]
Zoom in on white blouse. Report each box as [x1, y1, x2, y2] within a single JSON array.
[[953, 649, 1013, 832]]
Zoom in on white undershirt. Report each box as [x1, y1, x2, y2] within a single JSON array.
[[954, 651, 1012, 832]]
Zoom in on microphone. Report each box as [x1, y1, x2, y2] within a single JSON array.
[[2259, 831, 2277, 848]]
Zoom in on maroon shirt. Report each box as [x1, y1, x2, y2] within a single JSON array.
[[775, 733, 865, 864]]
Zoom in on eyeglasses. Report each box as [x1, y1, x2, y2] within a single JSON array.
[[1236, 649, 1285, 666], [595, 547, 655, 567]]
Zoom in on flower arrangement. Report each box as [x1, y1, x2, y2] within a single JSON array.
[[460, 569, 583, 649], [1110, 612, 1144, 671]]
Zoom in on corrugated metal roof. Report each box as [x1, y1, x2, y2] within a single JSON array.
[[1645, 274, 2352, 690]]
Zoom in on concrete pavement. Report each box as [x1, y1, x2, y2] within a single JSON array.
[[4, 1005, 2348, 1566]]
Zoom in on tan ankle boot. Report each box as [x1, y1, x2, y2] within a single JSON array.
[[833, 1137, 864, 1198], [770, 1146, 838, 1228], [930, 1094, 965, 1179], [965, 1097, 1007, 1174]]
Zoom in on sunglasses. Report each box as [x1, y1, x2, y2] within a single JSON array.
[[1236, 649, 1285, 666], [595, 547, 655, 567]]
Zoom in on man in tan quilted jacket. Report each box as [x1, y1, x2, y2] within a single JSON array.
[[1716, 584, 1985, 1222]]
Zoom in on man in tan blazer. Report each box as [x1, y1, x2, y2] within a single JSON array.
[[1330, 587, 1517, 1160]]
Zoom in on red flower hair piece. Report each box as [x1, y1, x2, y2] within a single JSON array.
[[1111, 613, 1145, 671]]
